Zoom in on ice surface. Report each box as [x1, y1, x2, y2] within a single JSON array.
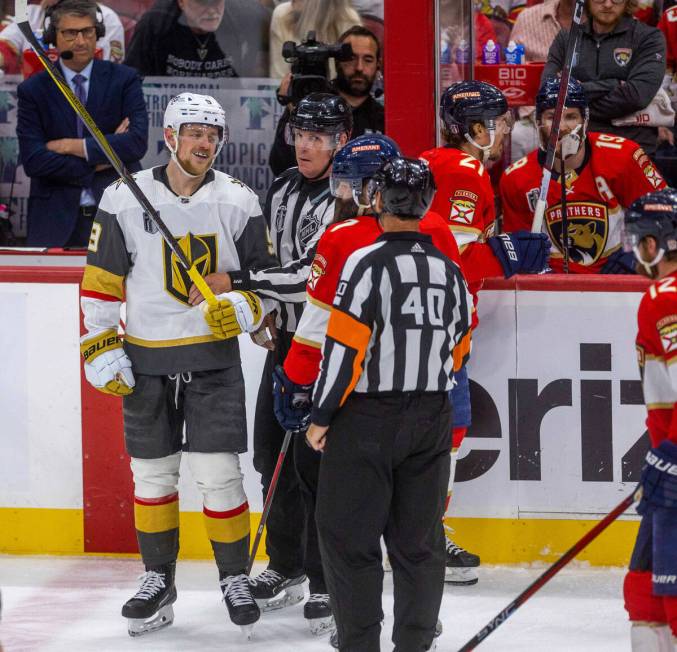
[[0, 556, 629, 651]]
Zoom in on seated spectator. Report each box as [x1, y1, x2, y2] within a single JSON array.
[[351, 0, 383, 20], [124, 0, 270, 78], [500, 76, 667, 274], [477, 0, 527, 23], [543, 0, 667, 156], [656, 3, 677, 184], [0, 0, 124, 73], [269, 0, 361, 80], [509, 0, 578, 162], [269, 25, 383, 177], [17, 0, 148, 247]]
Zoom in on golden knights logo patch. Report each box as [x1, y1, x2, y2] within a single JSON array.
[[545, 202, 609, 265], [163, 232, 217, 305]]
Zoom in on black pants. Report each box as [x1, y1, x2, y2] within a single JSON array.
[[316, 393, 451, 652], [253, 330, 326, 592]]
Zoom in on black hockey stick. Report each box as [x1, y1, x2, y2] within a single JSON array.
[[247, 428, 294, 575], [560, 147, 570, 273], [15, 1, 217, 305], [531, 0, 585, 234], [456, 490, 637, 651]]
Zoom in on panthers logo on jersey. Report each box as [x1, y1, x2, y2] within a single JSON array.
[[545, 201, 609, 265], [162, 232, 217, 305]]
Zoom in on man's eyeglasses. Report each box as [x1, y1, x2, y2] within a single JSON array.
[[58, 26, 97, 41]]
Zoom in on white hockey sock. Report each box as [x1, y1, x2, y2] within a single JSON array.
[[630, 622, 675, 652]]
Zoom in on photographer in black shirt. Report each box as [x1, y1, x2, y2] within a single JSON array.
[[270, 25, 384, 176]]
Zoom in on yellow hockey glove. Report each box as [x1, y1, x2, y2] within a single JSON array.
[[202, 290, 265, 340]]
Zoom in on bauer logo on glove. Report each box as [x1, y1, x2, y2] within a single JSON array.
[[202, 290, 265, 340], [80, 328, 135, 397]]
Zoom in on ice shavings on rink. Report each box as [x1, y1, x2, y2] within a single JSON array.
[[0, 556, 629, 652]]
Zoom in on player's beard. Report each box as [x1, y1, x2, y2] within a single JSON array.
[[335, 69, 373, 98], [332, 198, 360, 224]]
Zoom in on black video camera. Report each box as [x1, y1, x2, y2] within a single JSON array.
[[279, 31, 353, 105]]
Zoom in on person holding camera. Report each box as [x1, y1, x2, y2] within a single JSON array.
[[269, 26, 384, 177]]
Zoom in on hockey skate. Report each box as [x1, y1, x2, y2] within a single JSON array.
[[220, 572, 260, 639], [249, 568, 306, 612], [445, 536, 480, 585], [304, 593, 334, 636], [121, 562, 177, 637]]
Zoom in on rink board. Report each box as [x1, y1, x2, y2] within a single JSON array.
[[0, 269, 650, 564]]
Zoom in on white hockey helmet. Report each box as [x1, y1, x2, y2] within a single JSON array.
[[163, 93, 228, 174]]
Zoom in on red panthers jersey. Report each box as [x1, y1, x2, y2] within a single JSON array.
[[284, 211, 466, 384], [637, 272, 677, 447], [420, 146, 505, 285], [500, 133, 666, 273]]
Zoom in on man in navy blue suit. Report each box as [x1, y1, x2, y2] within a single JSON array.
[[17, 0, 148, 247]]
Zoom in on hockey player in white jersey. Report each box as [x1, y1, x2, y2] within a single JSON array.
[[188, 92, 352, 632], [80, 93, 277, 639]]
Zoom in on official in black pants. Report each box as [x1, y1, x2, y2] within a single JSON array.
[[317, 393, 451, 651], [306, 157, 473, 651]]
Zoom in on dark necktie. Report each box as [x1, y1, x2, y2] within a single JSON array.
[[72, 73, 87, 138]]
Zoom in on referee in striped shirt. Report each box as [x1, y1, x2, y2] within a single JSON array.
[[306, 157, 473, 652]]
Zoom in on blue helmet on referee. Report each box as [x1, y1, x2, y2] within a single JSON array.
[[367, 157, 436, 220]]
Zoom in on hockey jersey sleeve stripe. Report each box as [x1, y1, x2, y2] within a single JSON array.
[[125, 333, 220, 348], [642, 358, 677, 406], [295, 300, 331, 348], [293, 333, 323, 349], [307, 293, 332, 311], [284, 339, 323, 385], [325, 307, 372, 405], [81, 289, 120, 302], [81, 264, 125, 301], [452, 330, 472, 373]]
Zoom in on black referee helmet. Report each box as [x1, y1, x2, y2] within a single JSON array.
[[367, 157, 436, 219]]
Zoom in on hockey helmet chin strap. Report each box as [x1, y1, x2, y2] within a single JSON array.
[[464, 127, 496, 164], [634, 245, 665, 277], [165, 130, 219, 180]]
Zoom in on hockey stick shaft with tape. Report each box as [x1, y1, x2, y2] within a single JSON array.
[[456, 490, 637, 651], [531, 0, 585, 234], [15, 0, 217, 305], [247, 428, 293, 575]]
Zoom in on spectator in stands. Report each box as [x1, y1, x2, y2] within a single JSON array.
[[269, 25, 383, 176], [543, 0, 667, 156], [17, 0, 148, 247], [351, 0, 383, 20], [476, 0, 527, 24], [656, 3, 677, 184], [509, 0, 579, 161], [269, 0, 361, 80], [0, 0, 124, 73], [124, 0, 270, 78]]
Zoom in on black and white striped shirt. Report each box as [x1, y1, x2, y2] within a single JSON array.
[[231, 167, 335, 332], [311, 231, 473, 426]]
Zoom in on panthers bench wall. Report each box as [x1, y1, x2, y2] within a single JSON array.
[[0, 259, 649, 566]]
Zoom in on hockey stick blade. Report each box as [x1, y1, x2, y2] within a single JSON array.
[[16, 22, 217, 305], [456, 491, 637, 651], [531, 0, 585, 234]]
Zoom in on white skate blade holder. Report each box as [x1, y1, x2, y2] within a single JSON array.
[[127, 604, 175, 637], [308, 614, 335, 636], [445, 566, 479, 586], [256, 581, 305, 612]]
